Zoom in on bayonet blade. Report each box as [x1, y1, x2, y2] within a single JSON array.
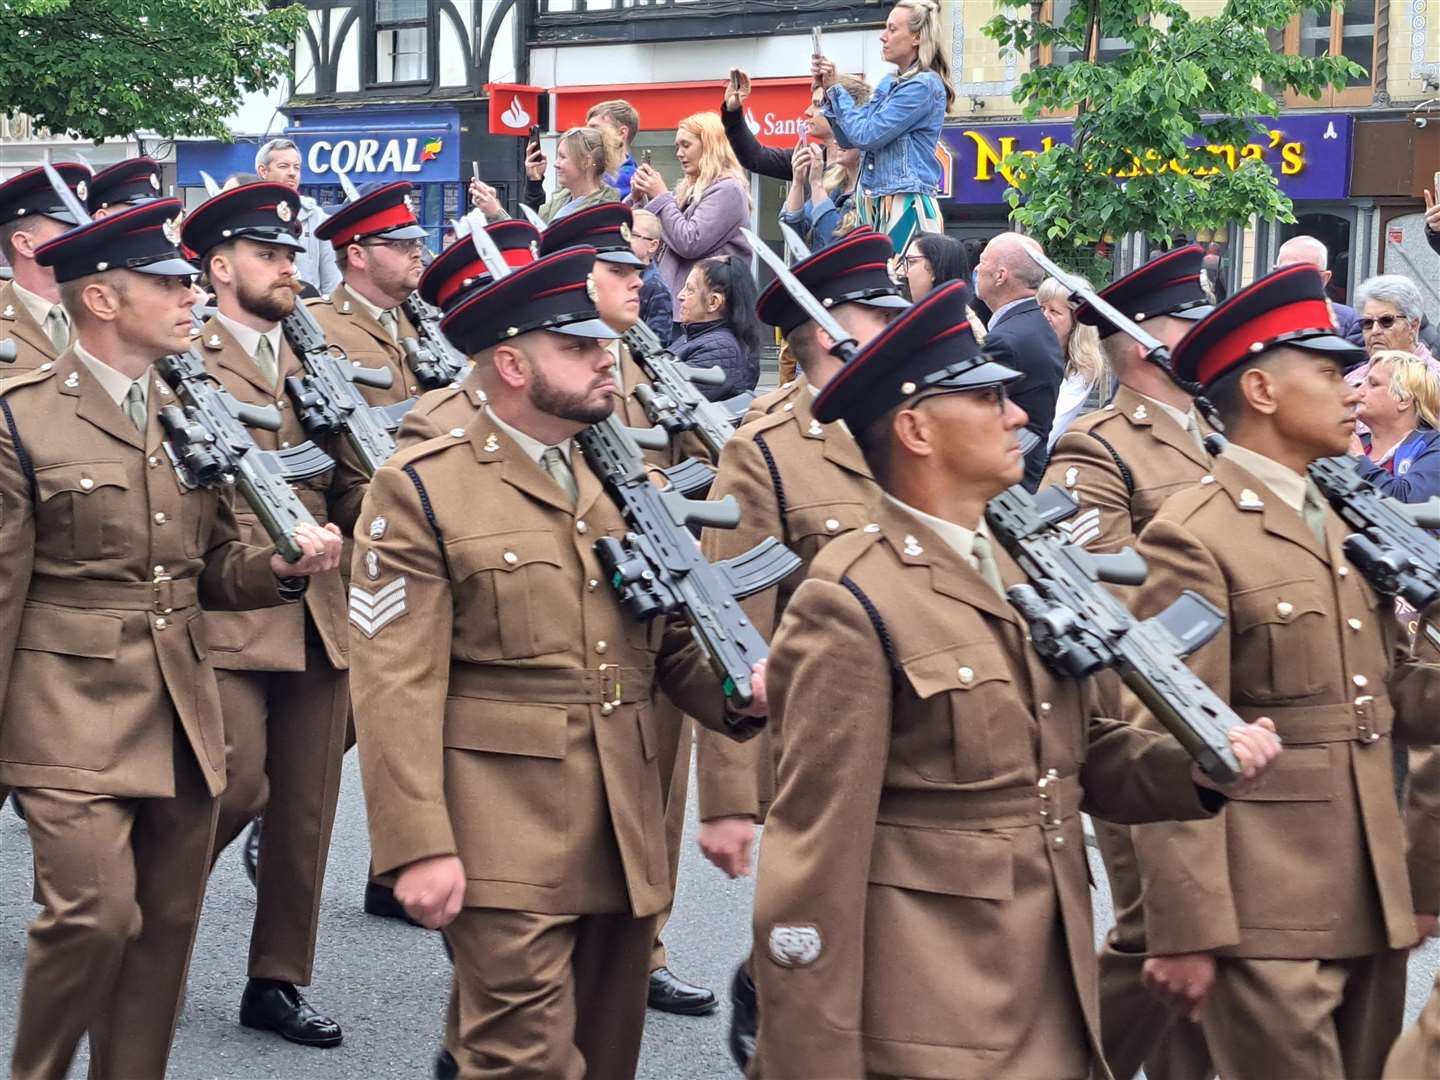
[[42, 164, 92, 226], [742, 227, 856, 358], [199, 170, 221, 198], [334, 168, 362, 204], [779, 222, 812, 261], [469, 223, 514, 282], [518, 204, 547, 231]]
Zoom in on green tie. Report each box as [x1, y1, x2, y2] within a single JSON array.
[[971, 533, 1007, 599], [44, 305, 69, 351], [124, 382, 146, 431], [541, 446, 578, 505], [1302, 480, 1329, 546], [378, 309, 398, 342], [1184, 411, 1206, 453], [254, 334, 278, 388]]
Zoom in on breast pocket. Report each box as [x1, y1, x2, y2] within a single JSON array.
[[1231, 580, 1329, 701], [785, 502, 869, 563], [446, 530, 570, 661], [898, 642, 1026, 784], [34, 461, 131, 560]]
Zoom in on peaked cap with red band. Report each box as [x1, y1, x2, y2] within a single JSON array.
[[439, 246, 614, 355], [539, 203, 645, 268], [814, 281, 1020, 430], [419, 220, 540, 313], [1171, 264, 1365, 388], [87, 157, 163, 213], [756, 229, 910, 335], [0, 162, 92, 227], [180, 182, 304, 258], [1075, 243, 1212, 339], [314, 181, 428, 248], [35, 198, 197, 283]]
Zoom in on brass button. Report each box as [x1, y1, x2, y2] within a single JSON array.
[[1047, 767, 1059, 779], [503, 551, 518, 565], [1337, 566, 1349, 577], [79, 477, 94, 491], [824, 518, 840, 532], [1347, 618, 1363, 630], [1053, 835, 1065, 847], [957, 666, 975, 686], [450, 428, 466, 438], [153, 512, 167, 524], [576, 521, 588, 534], [154, 617, 168, 629], [153, 565, 165, 576], [1353, 674, 1368, 688], [148, 456, 160, 467], [1039, 702, 1052, 714], [1275, 601, 1294, 620], [600, 702, 615, 716], [594, 641, 608, 655], [276, 399, 287, 410], [587, 579, 599, 592], [281, 441, 290, 449]]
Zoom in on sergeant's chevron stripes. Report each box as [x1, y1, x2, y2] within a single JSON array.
[[1056, 506, 1101, 550], [349, 577, 408, 638]]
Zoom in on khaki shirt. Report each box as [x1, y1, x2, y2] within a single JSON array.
[[0, 280, 62, 376]]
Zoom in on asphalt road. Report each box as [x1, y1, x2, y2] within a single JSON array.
[[0, 753, 1435, 1078]]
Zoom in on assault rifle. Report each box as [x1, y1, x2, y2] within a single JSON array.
[[154, 350, 334, 564], [986, 484, 1244, 784], [622, 320, 737, 461], [399, 293, 468, 390], [1309, 455, 1440, 611], [281, 303, 412, 475]]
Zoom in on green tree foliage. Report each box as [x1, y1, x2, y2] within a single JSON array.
[[983, 0, 1362, 274], [0, 0, 304, 141]]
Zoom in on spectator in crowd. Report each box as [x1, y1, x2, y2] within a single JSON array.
[[899, 232, 968, 302], [255, 137, 340, 296], [587, 99, 641, 201], [1352, 274, 1439, 375], [630, 111, 753, 331], [1038, 276, 1107, 448], [963, 236, 992, 321], [811, 0, 953, 254], [974, 231, 1064, 488], [720, 70, 871, 183], [630, 208, 676, 346], [778, 85, 874, 251], [1274, 234, 1363, 346], [470, 127, 621, 226], [1201, 250, 1228, 303], [1351, 350, 1440, 503], [672, 255, 762, 401]]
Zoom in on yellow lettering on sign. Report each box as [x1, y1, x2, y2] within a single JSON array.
[[1280, 141, 1305, 175]]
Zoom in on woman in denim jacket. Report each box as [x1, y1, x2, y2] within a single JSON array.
[[813, 0, 954, 259]]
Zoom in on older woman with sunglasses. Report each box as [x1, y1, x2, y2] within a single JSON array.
[[1345, 275, 1440, 401]]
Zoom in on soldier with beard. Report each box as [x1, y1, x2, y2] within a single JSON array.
[[180, 182, 367, 1048]]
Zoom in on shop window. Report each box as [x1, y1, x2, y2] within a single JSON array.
[[1040, 0, 1135, 66], [1281, 4, 1375, 106], [374, 0, 430, 86]]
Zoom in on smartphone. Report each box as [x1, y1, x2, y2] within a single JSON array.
[[527, 124, 541, 154], [811, 27, 823, 59], [642, 149, 653, 166], [730, 68, 742, 93], [471, 160, 480, 183]]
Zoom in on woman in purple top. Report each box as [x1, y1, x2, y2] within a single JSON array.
[[630, 111, 753, 331]]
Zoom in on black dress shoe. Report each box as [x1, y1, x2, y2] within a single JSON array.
[[242, 816, 262, 887], [434, 1048, 458, 1080], [363, 880, 423, 927], [239, 978, 343, 1048], [728, 963, 758, 1071], [647, 966, 718, 1016]]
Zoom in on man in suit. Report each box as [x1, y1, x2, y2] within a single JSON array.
[[0, 164, 91, 374], [974, 231, 1064, 488], [1274, 235, 1364, 348], [307, 182, 427, 404], [181, 182, 367, 1048], [0, 198, 341, 1080], [348, 246, 764, 1076], [1129, 265, 1440, 1078], [747, 280, 1279, 1079], [255, 137, 341, 298]]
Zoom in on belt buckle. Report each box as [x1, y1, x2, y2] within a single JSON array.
[[152, 572, 174, 615], [598, 664, 622, 715]]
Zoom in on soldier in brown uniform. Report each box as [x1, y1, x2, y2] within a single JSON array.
[[308, 182, 427, 404], [0, 164, 91, 375], [0, 199, 341, 1080], [180, 183, 366, 1047], [349, 246, 764, 1078], [1128, 265, 1440, 1079], [748, 280, 1280, 1079], [1039, 245, 1216, 1080]]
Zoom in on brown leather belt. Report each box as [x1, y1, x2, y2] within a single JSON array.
[[27, 573, 199, 615], [1235, 699, 1391, 746], [448, 663, 654, 705], [879, 771, 1084, 831]]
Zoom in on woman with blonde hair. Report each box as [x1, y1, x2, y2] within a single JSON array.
[[1038, 276, 1107, 447], [469, 124, 621, 225], [630, 111, 753, 331], [811, 0, 954, 257], [1352, 349, 1440, 503]]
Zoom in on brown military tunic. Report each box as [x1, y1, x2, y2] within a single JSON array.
[[1129, 451, 1440, 1079], [197, 316, 364, 986], [304, 282, 421, 406], [751, 497, 1221, 1079], [0, 281, 62, 375], [0, 352, 293, 1079], [1041, 384, 1215, 1080], [349, 415, 748, 1074], [695, 376, 879, 822]]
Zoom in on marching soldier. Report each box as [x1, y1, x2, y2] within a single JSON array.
[[1127, 265, 1440, 1078], [748, 280, 1280, 1078], [348, 245, 764, 1077], [308, 181, 427, 402], [86, 156, 164, 219], [180, 182, 365, 1048], [0, 163, 91, 374], [0, 198, 341, 1079], [1039, 244, 1215, 1080]]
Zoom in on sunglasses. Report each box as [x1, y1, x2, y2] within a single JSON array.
[[1359, 314, 1411, 331], [361, 238, 425, 254]]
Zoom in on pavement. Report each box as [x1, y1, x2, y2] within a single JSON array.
[[0, 753, 1435, 1078]]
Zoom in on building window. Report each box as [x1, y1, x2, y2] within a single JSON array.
[[374, 0, 430, 85], [1282, 3, 1376, 106], [1043, 0, 1134, 66]]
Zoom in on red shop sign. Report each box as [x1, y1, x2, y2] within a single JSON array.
[[552, 77, 816, 149]]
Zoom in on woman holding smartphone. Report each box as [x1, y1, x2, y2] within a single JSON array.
[[470, 126, 621, 225], [812, 0, 953, 255]]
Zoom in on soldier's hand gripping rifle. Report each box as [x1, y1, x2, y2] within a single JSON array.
[[1309, 455, 1440, 612], [468, 225, 801, 716], [987, 484, 1245, 784], [399, 293, 468, 390]]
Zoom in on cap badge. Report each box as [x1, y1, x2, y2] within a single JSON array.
[[1132, 404, 1148, 421], [64, 371, 80, 388], [365, 549, 381, 580], [161, 212, 183, 247], [807, 420, 823, 437], [75, 180, 88, 202], [148, 172, 161, 192], [369, 516, 387, 540], [1064, 467, 1079, 488], [619, 222, 632, 243], [903, 534, 924, 557], [276, 201, 293, 223], [1238, 488, 1264, 510], [585, 273, 598, 303]]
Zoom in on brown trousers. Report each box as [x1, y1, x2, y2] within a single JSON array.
[[650, 694, 692, 972], [445, 908, 657, 1079], [212, 646, 349, 984], [11, 747, 218, 1080], [1093, 818, 1215, 1080], [1202, 952, 1407, 1080], [1385, 973, 1440, 1078]]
